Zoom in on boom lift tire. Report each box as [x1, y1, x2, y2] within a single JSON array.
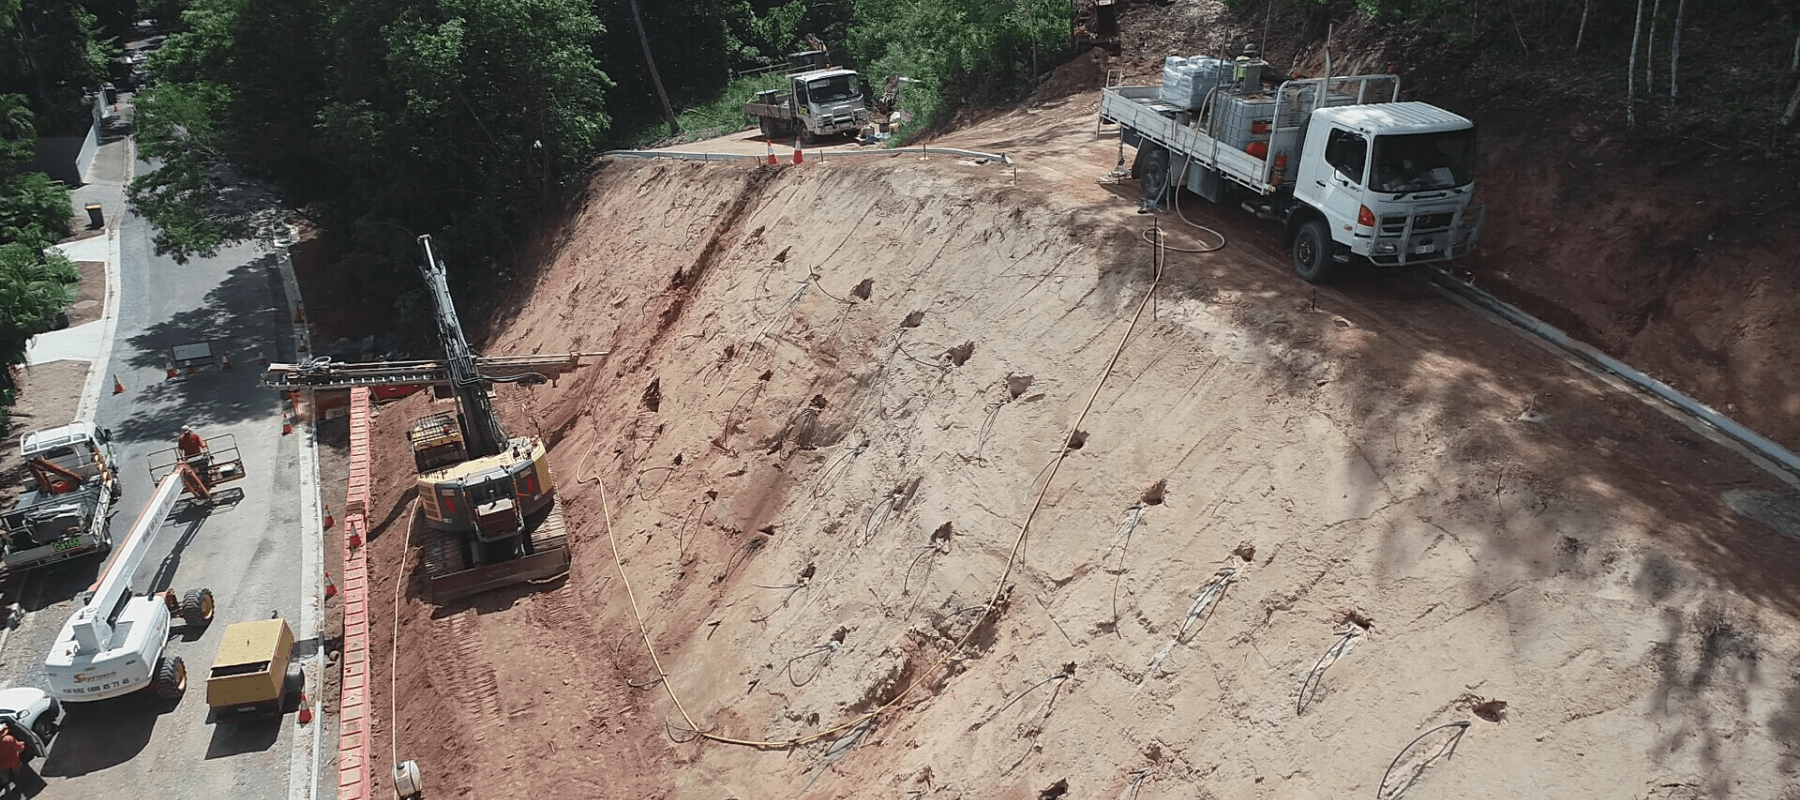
[[180, 588, 215, 627], [154, 655, 187, 701], [1292, 219, 1336, 284]]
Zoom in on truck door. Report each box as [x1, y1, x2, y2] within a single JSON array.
[[1296, 127, 1373, 246]]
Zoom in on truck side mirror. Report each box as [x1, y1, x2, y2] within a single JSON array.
[[97, 428, 112, 444]]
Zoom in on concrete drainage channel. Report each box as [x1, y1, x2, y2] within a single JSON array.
[[1425, 267, 1800, 492]]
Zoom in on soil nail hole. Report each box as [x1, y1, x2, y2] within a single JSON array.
[[809, 394, 828, 409], [1065, 430, 1088, 451], [1038, 778, 1069, 799], [758, 525, 777, 536], [641, 378, 662, 412], [1006, 374, 1034, 399], [1338, 609, 1375, 631], [1140, 479, 1166, 506], [901, 311, 925, 328], [1232, 542, 1256, 562], [931, 522, 953, 544], [945, 341, 974, 367], [758, 370, 773, 381], [851, 278, 873, 300], [800, 563, 816, 581]]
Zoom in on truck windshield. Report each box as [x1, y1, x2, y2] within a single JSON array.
[[1371, 129, 1476, 193], [806, 75, 860, 104]]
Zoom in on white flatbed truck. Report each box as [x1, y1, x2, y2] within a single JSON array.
[[1100, 64, 1484, 282]]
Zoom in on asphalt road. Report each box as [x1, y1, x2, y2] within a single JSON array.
[[0, 146, 324, 799]]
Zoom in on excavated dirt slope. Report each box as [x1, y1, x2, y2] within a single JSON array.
[[344, 98, 1800, 800]]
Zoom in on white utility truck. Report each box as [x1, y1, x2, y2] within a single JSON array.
[[744, 44, 870, 145], [2, 422, 121, 571], [1100, 54, 1483, 282], [44, 468, 217, 702]]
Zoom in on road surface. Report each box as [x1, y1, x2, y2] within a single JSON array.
[[0, 130, 324, 799]]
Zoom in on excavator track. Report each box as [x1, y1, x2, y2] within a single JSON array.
[[422, 496, 571, 603]]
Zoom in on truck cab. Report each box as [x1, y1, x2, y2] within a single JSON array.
[[790, 68, 868, 142], [1291, 103, 1481, 269]]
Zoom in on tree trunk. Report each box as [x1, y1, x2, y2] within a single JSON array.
[[1670, 0, 1685, 101], [1783, 78, 1800, 127], [628, 0, 680, 136], [1575, 0, 1593, 52], [1628, 0, 1646, 127], [1646, 0, 1662, 94], [1791, 30, 1799, 71]]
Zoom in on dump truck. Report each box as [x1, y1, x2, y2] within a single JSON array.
[[744, 45, 870, 145], [44, 466, 220, 702], [1099, 52, 1484, 283], [2, 421, 121, 572], [205, 618, 302, 722]]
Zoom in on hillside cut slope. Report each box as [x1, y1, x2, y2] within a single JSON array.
[[354, 110, 1800, 800]]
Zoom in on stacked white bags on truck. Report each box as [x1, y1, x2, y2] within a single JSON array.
[[1159, 55, 1226, 109]]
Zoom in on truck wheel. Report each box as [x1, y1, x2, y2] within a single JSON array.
[[180, 588, 216, 627], [282, 663, 305, 713], [154, 655, 187, 701], [1138, 145, 1172, 207], [1292, 220, 1337, 284], [799, 126, 815, 146]]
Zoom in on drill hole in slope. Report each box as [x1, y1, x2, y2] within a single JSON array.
[[1232, 542, 1256, 562], [901, 311, 925, 328], [641, 378, 662, 412], [1005, 373, 1034, 400], [851, 279, 873, 300], [1065, 430, 1088, 451], [1337, 609, 1375, 631], [945, 342, 974, 367], [1038, 779, 1069, 799], [1140, 479, 1166, 506], [931, 522, 953, 545]]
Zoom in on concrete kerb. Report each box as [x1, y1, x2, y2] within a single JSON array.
[[279, 234, 328, 800]]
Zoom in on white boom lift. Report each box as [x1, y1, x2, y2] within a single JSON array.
[[44, 468, 217, 702]]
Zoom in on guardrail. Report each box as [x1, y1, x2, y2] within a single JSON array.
[[602, 146, 1013, 165]]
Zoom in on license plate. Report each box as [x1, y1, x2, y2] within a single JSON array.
[[1414, 242, 1438, 254], [53, 538, 83, 552]]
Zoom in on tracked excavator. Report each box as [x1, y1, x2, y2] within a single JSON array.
[[263, 235, 602, 602]]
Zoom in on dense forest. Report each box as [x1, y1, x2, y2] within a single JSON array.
[[2, 0, 1798, 372]]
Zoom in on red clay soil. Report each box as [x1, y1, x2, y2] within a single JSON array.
[[321, 99, 1800, 799], [295, 14, 1800, 800]]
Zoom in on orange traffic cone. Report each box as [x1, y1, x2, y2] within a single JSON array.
[[323, 503, 335, 530], [186, 363, 198, 375], [220, 350, 232, 369], [113, 374, 125, 395], [348, 527, 363, 549], [793, 140, 804, 164], [165, 358, 178, 379], [297, 692, 312, 724], [324, 571, 337, 599], [767, 139, 777, 166], [294, 305, 305, 324], [282, 405, 293, 435]]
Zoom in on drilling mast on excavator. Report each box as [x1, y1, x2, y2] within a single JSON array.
[[263, 235, 605, 602]]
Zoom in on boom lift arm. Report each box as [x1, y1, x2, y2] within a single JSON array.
[[69, 469, 186, 654]]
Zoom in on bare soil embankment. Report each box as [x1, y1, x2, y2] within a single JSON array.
[[344, 103, 1800, 800]]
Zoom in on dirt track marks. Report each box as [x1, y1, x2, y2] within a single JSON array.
[[432, 609, 504, 722]]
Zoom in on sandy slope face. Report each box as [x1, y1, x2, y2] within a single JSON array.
[[359, 113, 1800, 800]]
